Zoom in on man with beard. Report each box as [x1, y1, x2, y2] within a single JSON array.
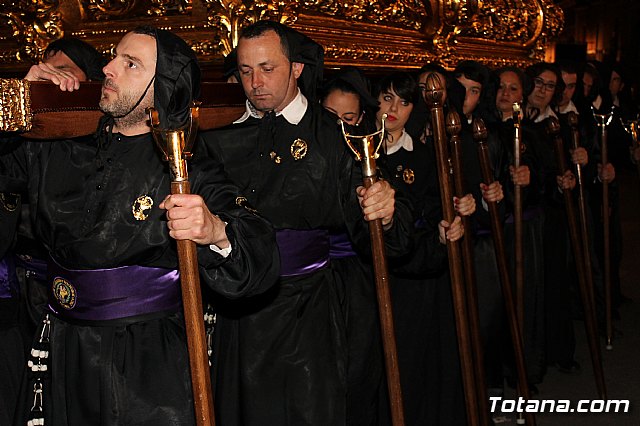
[[1, 26, 279, 425]]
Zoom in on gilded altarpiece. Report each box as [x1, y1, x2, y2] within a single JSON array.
[[0, 0, 564, 76]]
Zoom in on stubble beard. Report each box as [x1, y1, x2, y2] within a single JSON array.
[[100, 79, 154, 130]]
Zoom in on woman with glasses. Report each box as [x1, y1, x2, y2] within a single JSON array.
[[524, 62, 583, 376]]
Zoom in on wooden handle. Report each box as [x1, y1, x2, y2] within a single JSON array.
[[172, 180, 216, 426]]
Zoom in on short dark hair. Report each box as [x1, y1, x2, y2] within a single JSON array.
[[374, 72, 418, 104], [240, 21, 290, 60], [454, 60, 489, 89]]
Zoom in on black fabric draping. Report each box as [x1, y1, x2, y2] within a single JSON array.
[[198, 102, 413, 426]]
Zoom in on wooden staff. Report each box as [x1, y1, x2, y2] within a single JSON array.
[[592, 108, 614, 352], [340, 121, 405, 426], [149, 106, 216, 426], [547, 116, 607, 399], [423, 74, 480, 426], [567, 112, 598, 340], [473, 118, 535, 426], [445, 111, 490, 426], [512, 103, 525, 331]]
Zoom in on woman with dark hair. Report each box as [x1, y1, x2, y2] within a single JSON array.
[[524, 62, 582, 375], [373, 71, 473, 425], [321, 67, 378, 130], [486, 66, 546, 389]]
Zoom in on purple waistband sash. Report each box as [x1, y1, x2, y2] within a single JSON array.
[[47, 259, 181, 322], [276, 229, 330, 277], [0, 256, 18, 299], [329, 232, 357, 259]]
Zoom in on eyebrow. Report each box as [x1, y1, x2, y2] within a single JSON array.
[[114, 49, 145, 69]]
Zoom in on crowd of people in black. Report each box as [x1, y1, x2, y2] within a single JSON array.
[[0, 19, 637, 426]]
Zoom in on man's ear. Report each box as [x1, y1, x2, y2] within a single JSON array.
[[292, 62, 304, 79]]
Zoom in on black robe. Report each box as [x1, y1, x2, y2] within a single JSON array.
[[0, 130, 279, 426], [198, 102, 413, 426], [380, 139, 464, 426]]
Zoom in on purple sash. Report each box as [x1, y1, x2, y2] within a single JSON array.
[[47, 259, 181, 322], [329, 231, 357, 259], [276, 229, 330, 277], [0, 255, 18, 299]]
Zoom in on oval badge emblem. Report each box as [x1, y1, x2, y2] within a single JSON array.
[[52, 277, 77, 310]]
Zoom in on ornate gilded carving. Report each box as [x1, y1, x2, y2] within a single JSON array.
[[0, 0, 63, 64], [457, 0, 564, 59], [83, 0, 192, 21], [205, 0, 298, 56], [302, 0, 430, 32], [0, 78, 32, 132], [0, 0, 564, 74]]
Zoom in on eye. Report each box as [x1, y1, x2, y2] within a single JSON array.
[[126, 61, 137, 69], [262, 67, 274, 73], [383, 95, 392, 102], [401, 100, 410, 107]]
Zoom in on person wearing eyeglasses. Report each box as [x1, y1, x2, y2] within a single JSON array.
[[524, 62, 585, 376]]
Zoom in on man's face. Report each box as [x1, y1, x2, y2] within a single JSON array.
[[418, 71, 447, 104], [559, 71, 577, 107], [99, 32, 156, 123], [496, 71, 523, 115], [456, 75, 482, 116], [583, 72, 594, 98], [528, 70, 557, 110], [237, 30, 303, 113], [610, 71, 624, 97], [322, 89, 363, 126], [44, 50, 87, 81]]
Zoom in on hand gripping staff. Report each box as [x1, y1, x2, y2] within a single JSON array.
[[148, 103, 216, 426], [423, 73, 481, 426], [445, 110, 491, 426], [473, 118, 535, 426], [547, 116, 607, 400], [339, 116, 405, 426], [512, 103, 525, 332]]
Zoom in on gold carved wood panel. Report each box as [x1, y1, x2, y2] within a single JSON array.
[[0, 0, 563, 76]]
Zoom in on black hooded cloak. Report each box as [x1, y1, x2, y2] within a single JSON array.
[[3, 28, 278, 426]]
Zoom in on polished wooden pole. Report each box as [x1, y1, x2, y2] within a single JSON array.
[[150, 107, 216, 426], [548, 116, 607, 399], [340, 122, 405, 426], [473, 118, 535, 426], [512, 104, 525, 332], [446, 111, 490, 426], [424, 74, 480, 426]]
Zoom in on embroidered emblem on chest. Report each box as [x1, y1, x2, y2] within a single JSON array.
[[290, 139, 308, 160], [132, 195, 154, 221], [0, 192, 19, 211], [403, 168, 415, 184], [52, 277, 77, 310]]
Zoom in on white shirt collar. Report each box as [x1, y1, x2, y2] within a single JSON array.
[[234, 89, 308, 125], [534, 105, 558, 123], [558, 100, 579, 115], [384, 131, 413, 155]]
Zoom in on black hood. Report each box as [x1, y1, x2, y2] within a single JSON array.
[[153, 29, 201, 130], [44, 38, 106, 81]]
